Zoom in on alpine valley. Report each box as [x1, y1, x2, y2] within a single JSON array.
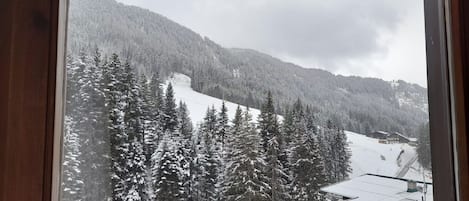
[[68, 0, 428, 137]]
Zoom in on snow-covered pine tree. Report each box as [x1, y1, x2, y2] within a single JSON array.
[[191, 127, 203, 201], [63, 51, 112, 201], [224, 106, 271, 201], [62, 55, 84, 201], [259, 91, 277, 152], [177, 101, 194, 200], [163, 83, 178, 132], [149, 72, 165, 139], [62, 59, 84, 200], [62, 117, 84, 201], [333, 128, 351, 183], [138, 73, 164, 199], [289, 99, 327, 201], [149, 72, 164, 108], [417, 122, 431, 169], [139, 75, 152, 162], [193, 106, 222, 201], [84, 48, 112, 201], [104, 53, 128, 201], [142, 73, 166, 200], [304, 105, 317, 134], [121, 61, 147, 201], [319, 121, 334, 184], [153, 138, 185, 201], [178, 101, 193, 139], [322, 120, 351, 184], [215, 101, 229, 201], [216, 101, 229, 146], [282, 106, 295, 148], [259, 91, 290, 201], [315, 127, 331, 186], [153, 81, 188, 201]]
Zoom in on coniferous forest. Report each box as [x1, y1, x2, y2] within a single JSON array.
[[62, 50, 352, 201]]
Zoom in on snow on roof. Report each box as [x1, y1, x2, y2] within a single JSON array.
[[374, 131, 390, 135], [391, 132, 418, 142], [321, 174, 433, 201], [392, 132, 411, 140]]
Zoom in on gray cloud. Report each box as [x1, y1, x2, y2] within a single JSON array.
[[116, 0, 427, 86]]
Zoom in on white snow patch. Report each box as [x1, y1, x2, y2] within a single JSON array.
[[164, 73, 261, 125], [164, 73, 432, 182], [346, 131, 431, 182]]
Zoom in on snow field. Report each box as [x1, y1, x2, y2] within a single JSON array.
[[166, 73, 431, 182]]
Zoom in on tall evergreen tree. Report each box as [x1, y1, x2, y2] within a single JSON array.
[[259, 91, 290, 201], [84, 49, 112, 201], [153, 80, 187, 200], [194, 106, 222, 201], [121, 61, 147, 201], [333, 128, 352, 182], [63, 51, 112, 201], [215, 102, 230, 201], [417, 122, 431, 169], [216, 101, 230, 147], [258, 91, 278, 152], [163, 83, 178, 132], [321, 120, 351, 184], [282, 107, 295, 147], [289, 99, 327, 201], [153, 139, 185, 201], [62, 116, 84, 201], [177, 101, 194, 200], [178, 101, 193, 139], [149, 72, 165, 134], [62, 55, 84, 201], [105, 54, 128, 201], [224, 107, 271, 201]]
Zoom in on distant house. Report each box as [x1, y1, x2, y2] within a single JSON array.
[[389, 132, 416, 144], [366, 131, 390, 139], [409, 139, 419, 147], [367, 131, 418, 145], [321, 174, 433, 201], [385, 136, 400, 144]]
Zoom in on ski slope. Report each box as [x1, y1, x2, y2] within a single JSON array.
[[165, 73, 431, 182], [346, 131, 431, 181], [165, 73, 261, 125]]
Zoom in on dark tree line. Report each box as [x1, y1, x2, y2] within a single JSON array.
[[69, 0, 429, 140], [417, 122, 431, 170], [62, 51, 351, 201]]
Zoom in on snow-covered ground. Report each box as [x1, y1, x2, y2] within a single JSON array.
[[164, 73, 261, 125], [346, 131, 432, 182], [166, 73, 432, 182]]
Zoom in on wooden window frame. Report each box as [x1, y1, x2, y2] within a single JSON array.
[[1, 0, 468, 200]]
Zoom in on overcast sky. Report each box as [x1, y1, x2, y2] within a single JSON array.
[[116, 0, 427, 87]]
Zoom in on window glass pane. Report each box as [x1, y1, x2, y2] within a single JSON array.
[[61, 0, 433, 200]]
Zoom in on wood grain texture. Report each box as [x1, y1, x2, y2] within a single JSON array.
[[450, 0, 469, 200], [0, 0, 468, 201], [0, 0, 58, 200]]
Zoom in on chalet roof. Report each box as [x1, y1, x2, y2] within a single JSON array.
[[374, 131, 390, 135], [321, 174, 433, 201], [391, 132, 418, 142]]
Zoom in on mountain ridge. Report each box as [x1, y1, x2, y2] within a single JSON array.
[[68, 0, 428, 136]]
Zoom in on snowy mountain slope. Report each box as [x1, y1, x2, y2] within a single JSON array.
[[69, 0, 429, 137], [164, 73, 261, 125], [346, 131, 431, 181], [165, 73, 431, 181]]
